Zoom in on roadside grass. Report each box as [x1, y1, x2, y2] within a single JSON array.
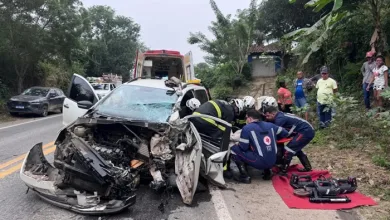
[[0, 99, 17, 123], [305, 105, 390, 220], [289, 93, 390, 219], [306, 143, 390, 220]]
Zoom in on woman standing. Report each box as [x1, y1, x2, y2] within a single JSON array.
[[366, 55, 388, 109], [277, 80, 293, 113]]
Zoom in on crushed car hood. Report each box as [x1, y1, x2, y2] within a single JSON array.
[[20, 115, 203, 215]]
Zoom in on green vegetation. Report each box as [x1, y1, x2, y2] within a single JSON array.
[[190, 1, 390, 216], [0, 0, 145, 114]]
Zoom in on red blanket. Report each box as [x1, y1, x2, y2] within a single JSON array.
[[272, 164, 378, 210]]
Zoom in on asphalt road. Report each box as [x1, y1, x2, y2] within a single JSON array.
[[0, 114, 361, 220]]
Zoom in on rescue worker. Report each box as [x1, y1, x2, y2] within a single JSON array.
[[234, 96, 256, 129], [257, 96, 278, 120], [179, 98, 201, 118], [262, 104, 315, 175], [227, 109, 289, 183], [190, 99, 244, 140]]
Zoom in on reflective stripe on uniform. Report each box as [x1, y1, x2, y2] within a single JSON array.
[[237, 119, 246, 124], [193, 112, 226, 131], [285, 113, 314, 130], [276, 126, 283, 135], [284, 146, 296, 154], [209, 100, 222, 118], [271, 128, 277, 154], [239, 138, 249, 144], [288, 125, 297, 136], [251, 131, 263, 157]]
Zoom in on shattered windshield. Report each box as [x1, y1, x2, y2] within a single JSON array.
[[22, 88, 49, 97], [95, 85, 177, 122]]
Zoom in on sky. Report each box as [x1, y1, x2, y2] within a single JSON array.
[[81, 0, 252, 64]]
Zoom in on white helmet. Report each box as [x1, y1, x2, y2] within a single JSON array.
[[186, 98, 201, 111], [260, 96, 277, 113], [230, 99, 244, 114], [243, 96, 256, 109]]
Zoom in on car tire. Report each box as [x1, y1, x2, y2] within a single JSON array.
[[41, 105, 48, 117], [9, 112, 18, 117]]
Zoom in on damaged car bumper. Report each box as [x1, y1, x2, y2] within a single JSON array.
[[20, 143, 136, 215], [20, 113, 232, 215]]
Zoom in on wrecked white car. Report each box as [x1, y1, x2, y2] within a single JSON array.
[[20, 75, 232, 215]]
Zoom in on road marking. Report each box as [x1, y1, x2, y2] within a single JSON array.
[[0, 114, 62, 131], [209, 186, 233, 220], [0, 141, 55, 170], [0, 145, 56, 179]]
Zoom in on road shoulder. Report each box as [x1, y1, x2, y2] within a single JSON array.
[[218, 169, 361, 220]]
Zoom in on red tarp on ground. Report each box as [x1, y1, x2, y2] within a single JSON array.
[[271, 164, 378, 210]]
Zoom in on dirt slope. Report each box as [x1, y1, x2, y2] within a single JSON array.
[[234, 76, 277, 99]]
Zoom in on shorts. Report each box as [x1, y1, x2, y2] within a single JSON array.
[[295, 97, 307, 108], [373, 84, 385, 90]]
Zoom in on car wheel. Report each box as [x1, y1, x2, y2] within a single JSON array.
[[9, 112, 18, 117], [41, 105, 48, 117]]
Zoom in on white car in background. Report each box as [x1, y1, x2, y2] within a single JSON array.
[[91, 83, 116, 99]]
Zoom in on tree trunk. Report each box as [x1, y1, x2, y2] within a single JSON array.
[[369, 0, 385, 55], [17, 74, 24, 94], [15, 63, 28, 94]]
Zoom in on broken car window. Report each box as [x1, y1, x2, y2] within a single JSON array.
[[95, 85, 178, 122]]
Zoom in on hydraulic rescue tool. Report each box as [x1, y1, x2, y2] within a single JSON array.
[[290, 174, 357, 203]]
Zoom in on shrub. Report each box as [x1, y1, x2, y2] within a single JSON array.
[[212, 86, 234, 100]]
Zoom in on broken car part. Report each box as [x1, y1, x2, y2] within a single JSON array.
[[20, 116, 212, 214]]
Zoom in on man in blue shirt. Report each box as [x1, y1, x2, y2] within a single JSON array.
[[263, 105, 315, 175], [228, 109, 289, 183], [293, 71, 314, 120]]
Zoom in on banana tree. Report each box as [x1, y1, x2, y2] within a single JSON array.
[[188, 0, 258, 75], [285, 0, 388, 65], [283, 0, 349, 64]]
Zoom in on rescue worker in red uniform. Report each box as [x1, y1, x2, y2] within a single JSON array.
[[226, 109, 289, 183]]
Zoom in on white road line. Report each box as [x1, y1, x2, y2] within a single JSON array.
[[209, 186, 233, 220], [0, 114, 62, 130]]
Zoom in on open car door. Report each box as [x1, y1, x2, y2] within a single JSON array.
[[183, 114, 232, 188], [62, 74, 99, 126], [183, 51, 195, 82]]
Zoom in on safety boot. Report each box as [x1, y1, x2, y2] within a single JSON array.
[[275, 143, 285, 166], [223, 156, 233, 179], [234, 161, 251, 184], [296, 152, 312, 172], [279, 158, 291, 176], [262, 169, 272, 180]]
